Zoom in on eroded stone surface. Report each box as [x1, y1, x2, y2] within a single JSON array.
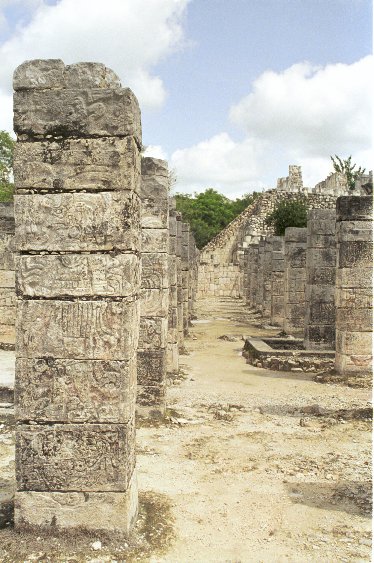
[[15, 191, 141, 252], [16, 421, 135, 491]]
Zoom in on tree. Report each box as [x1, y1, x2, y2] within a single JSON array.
[[175, 188, 259, 248], [265, 197, 308, 236], [0, 130, 15, 202], [330, 155, 365, 191]]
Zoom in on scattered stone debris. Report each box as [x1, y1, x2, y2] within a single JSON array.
[[218, 334, 240, 342]]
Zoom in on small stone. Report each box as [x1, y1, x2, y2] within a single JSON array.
[[91, 541, 102, 551]]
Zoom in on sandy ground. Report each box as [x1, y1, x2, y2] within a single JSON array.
[[0, 297, 372, 562]]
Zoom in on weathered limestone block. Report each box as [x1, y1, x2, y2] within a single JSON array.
[[17, 299, 140, 360], [247, 244, 259, 309], [167, 206, 179, 374], [14, 88, 141, 144], [16, 421, 135, 491], [140, 253, 169, 289], [141, 228, 169, 253], [284, 227, 307, 335], [176, 213, 184, 349], [17, 254, 140, 298], [14, 137, 140, 193], [335, 196, 373, 374], [15, 475, 137, 533], [15, 191, 141, 252], [16, 356, 136, 423], [262, 238, 273, 319], [255, 239, 265, 313], [304, 209, 336, 350], [138, 318, 168, 350]]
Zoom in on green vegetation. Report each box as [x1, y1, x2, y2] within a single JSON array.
[[330, 155, 365, 191], [175, 188, 259, 249], [265, 197, 308, 236], [0, 131, 15, 202]]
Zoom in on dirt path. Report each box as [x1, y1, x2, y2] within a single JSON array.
[[0, 297, 372, 562], [137, 298, 372, 562]]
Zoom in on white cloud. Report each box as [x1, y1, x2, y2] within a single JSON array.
[[171, 56, 373, 197], [143, 144, 168, 161], [0, 0, 189, 130], [171, 133, 267, 197]]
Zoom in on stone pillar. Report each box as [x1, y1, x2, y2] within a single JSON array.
[[284, 227, 307, 335], [138, 157, 169, 415], [304, 209, 336, 350], [13, 59, 141, 533], [247, 243, 259, 309], [270, 236, 285, 327], [262, 237, 273, 319], [335, 196, 373, 374], [181, 222, 190, 336], [188, 231, 197, 319], [0, 203, 15, 349], [255, 239, 265, 313], [176, 213, 184, 351], [167, 201, 179, 374], [242, 247, 250, 305]]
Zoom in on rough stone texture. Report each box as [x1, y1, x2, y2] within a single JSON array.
[[262, 238, 273, 319], [138, 157, 169, 416], [14, 137, 140, 193], [335, 196, 373, 374], [0, 203, 15, 349], [304, 209, 336, 350], [255, 239, 265, 313], [176, 213, 184, 350], [167, 203, 179, 374], [14, 474, 138, 534], [270, 237, 285, 326], [13, 59, 140, 533], [181, 223, 190, 335], [246, 244, 259, 309], [283, 228, 307, 336]]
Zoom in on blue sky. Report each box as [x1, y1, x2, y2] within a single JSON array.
[[0, 0, 372, 196]]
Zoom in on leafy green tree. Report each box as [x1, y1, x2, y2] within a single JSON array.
[[330, 155, 365, 191], [265, 197, 308, 236], [0, 131, 15, 202], [175, 188, 259, 248]]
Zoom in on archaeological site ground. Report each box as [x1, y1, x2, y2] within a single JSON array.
[[0, 60, 372, 562]]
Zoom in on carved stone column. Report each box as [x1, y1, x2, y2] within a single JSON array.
[[284, 227, 307, 335], [138, 157, 169, 415], [13, 59, 141, 533], [335, 196, 373, 374], [270, 236, 285, 327], [0, 203, 15, 349]]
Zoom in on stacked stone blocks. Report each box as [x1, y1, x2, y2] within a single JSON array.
[[13, 59, 140, 533], [284, 228, 307, 336], [0, 203, 15, 349]]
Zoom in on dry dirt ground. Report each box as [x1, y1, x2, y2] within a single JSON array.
[[0, 297, 372, 562]]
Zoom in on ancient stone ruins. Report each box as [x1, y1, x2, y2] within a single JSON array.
[[0, 59, 372, 538]]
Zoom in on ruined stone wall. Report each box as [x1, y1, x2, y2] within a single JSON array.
[[0, 203, 15, 349], [138, 157, 169, 416], [283, 227, 307, 336], [335, 196, 373, 375], [13, 59, 140, 533], [304, 209, 336, 350], [197, 184, 338, 299]]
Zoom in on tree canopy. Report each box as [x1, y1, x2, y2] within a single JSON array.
[[330, 155, 365, 191], [175, 188, 259, 249], [0, 130, 15, 202], [265, 197, 308, 236]]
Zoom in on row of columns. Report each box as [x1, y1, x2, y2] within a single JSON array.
[[245, 198, 373, 374], [7, 59, 198, 534]]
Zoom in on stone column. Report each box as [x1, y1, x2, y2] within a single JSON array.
[[304, 209, 336, 350], [255, 239, 265, 313], [335, 196, 373, 374], [188, 231, 197, 319], [284, 227, 307, 335], [262, 237, 273, 319], [13, 59, 141, 533], [176, 213, 184, 351], [138, 157, 169, 416], [247, 243, 259, 309], [0, 203, 15, 349], [167, 201, 179, 375], [181, 222, 190, 336], [270, 236, 285, 327]]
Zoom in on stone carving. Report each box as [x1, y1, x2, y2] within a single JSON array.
[[0, 203, 15, 348]]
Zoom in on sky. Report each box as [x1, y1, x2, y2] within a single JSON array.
[[0, 0, 372, 197]]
